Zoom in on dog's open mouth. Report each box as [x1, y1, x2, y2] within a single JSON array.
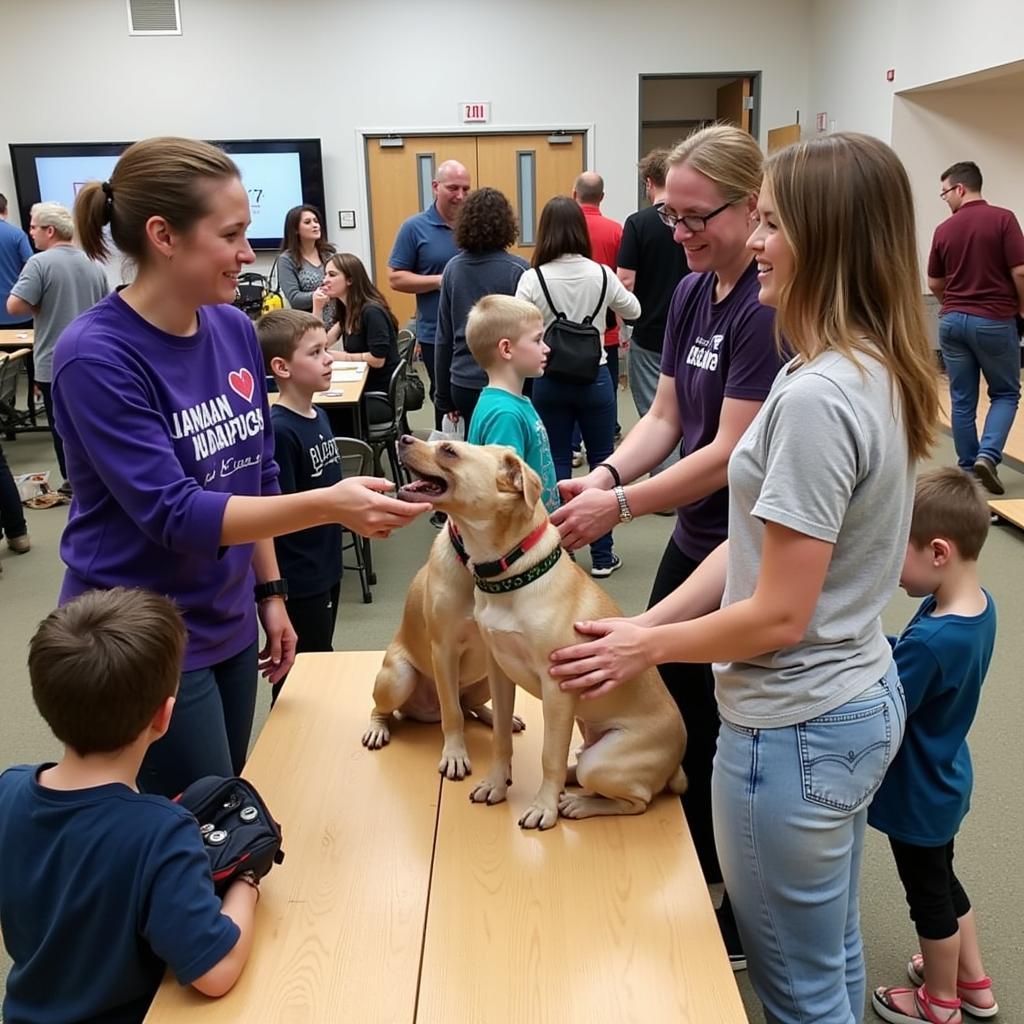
[[398, 470, 449, 503]]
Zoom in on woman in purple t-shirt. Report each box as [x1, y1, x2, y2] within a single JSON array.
[[553, 125, 783, 960], [55, 138, 430, 797]]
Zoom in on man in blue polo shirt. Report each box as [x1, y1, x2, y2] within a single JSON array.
[[0, 194, 33, 328], [388, 159, 471, 430]]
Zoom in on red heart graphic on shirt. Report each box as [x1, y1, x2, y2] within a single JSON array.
[[228, 368, 255, 403]]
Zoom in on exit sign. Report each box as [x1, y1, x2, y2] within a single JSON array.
[[460, 101, 491, 123]]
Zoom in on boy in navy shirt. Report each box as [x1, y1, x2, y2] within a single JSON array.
[[871, 469, 999, 1024], [0, 588, 258, 1024], [257, 309, 343, 704]]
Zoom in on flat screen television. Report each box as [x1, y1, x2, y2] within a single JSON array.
[[8, 139, 326, 250]]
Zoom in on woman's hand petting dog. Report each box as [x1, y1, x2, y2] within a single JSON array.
[[550, 488, 620, 552], [549, 617, 655, 700], [330, 477, 431, 538]]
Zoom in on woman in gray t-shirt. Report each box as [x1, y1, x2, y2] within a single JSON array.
[[275, 205, 335, 324], [551, 135, 939, 1024]]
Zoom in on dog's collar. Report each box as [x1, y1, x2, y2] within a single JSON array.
[[473, 545, 563, 594], [447, 520, 550, 579]]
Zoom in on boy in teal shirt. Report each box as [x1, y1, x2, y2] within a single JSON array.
[[465, 295, 560, 514]]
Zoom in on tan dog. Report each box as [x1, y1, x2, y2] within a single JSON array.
[[362, 507, 524, 780], [396, 435, 687, 829]]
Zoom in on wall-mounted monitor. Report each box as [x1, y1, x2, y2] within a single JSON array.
[[8, 138, 326, 250]]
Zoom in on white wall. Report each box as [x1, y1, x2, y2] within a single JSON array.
[[1, 0, 812, 270], [808, 0, 1024, 142]]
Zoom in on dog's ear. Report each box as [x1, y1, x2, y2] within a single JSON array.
[[496, 450, 542, 509]]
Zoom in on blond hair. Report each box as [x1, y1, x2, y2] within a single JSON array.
[[909, 467, 990, 560], [466, 295, 543, 368], [30, 201, 74, 241], [667, 124, 763, 202], [763, 133, 938, 461], [74, 137, 240, 263]]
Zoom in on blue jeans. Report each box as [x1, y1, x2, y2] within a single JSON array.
[[712, 666, 906, 1024], [139, 641, 259, 797], [938, 312, 1021, 469], [532, 372, 616, 567]]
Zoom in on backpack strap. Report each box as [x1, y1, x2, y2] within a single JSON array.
[[533, 266, 567, 321], [584, 266, 609, 325]]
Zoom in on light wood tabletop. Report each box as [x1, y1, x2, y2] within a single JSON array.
[[267, 364, 368, 408], [145, 651, 746, 1023], [0, 328, 34, 349], [418, 695, 747, 1024], [144, 652, 441, 1024]]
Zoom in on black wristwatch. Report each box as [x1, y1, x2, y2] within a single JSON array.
[[254, 579, 288, 603]]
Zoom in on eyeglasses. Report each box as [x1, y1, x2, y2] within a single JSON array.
[[939, 185, 959, 199], [656, 199, 740, 233]]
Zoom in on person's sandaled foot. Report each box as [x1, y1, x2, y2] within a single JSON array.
[[873, 984, 962, 1024], [908, 954, 999, 1018]]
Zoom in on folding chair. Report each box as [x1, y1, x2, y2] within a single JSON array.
[[335, 436, 375, 602]]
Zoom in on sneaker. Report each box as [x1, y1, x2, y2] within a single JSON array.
[[7, 533, 30, 554], [429, 511, 447, 529], [973, 457, 1005, 495], [590, 554, 622, 578], [58, 479, 73, 498], [571, 448, 585, 469]]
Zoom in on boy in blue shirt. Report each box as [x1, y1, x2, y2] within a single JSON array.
[[0, 588, 258, 1023], [465, 295, 560, 515], [871, 468, 999, 1024], [257, 309, 343, 704]]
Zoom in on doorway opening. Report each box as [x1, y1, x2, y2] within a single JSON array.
[[637, 72, 760, 203]]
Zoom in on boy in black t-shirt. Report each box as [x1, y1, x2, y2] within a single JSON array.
[[257, 309, 344, 704], [0, 589, 258, 1023]]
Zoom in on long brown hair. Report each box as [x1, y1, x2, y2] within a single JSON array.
[[281, 204, 334, 268], [764, 133, 937, 461], [326, 253, 398, 334], [75, 137, 239, 263], [532, 196, 591, 268]]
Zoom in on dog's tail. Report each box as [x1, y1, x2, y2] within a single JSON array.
[[666, 766, 688, 796]]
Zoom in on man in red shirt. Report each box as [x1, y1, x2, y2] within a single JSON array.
[[574, 172, 624, 441], [928, 161, 1024, 493]]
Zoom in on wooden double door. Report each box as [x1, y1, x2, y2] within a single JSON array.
[[365, 132, 586, 325]]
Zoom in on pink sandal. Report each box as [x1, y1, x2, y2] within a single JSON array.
[[907, 953, 999, 1018], [873, 984, 961, 1024]]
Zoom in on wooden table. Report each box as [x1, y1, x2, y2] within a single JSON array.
[[145, 652, 747, 1024], [0, 328, 35, 350]]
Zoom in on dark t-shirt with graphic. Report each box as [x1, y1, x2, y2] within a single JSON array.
[[661, 261, 782, 561], [271, 405, 343, 598]]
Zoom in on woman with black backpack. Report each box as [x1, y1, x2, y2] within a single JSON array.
[[515, 195, 639, 578]]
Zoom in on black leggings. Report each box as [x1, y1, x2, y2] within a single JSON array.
[[648, 537, 722, 884], [271, 582, 341, 705], [890, 836, 971, 941]]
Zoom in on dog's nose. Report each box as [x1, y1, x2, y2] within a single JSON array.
[[399, 434, 416, 446]]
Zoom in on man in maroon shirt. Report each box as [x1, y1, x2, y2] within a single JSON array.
[[928, 161, 1024, 493], [574, 172, 624, 441]]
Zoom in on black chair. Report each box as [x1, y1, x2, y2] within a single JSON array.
[[365, 358, 408, 486], [0, 348, 31, 441], [335, 436, 375, 602], [397, 327, 416, 367]]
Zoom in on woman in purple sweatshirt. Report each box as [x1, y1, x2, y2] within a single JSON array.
[[54, 137, 430, 796]]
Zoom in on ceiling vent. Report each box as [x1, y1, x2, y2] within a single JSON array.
[[127, 0, 181, 35]]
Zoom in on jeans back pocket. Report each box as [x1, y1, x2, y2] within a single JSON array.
[[797, 700, 892, 812]]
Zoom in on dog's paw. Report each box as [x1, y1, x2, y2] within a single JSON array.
[[469, 775, 510, 805], [558, 792, 596, 818], [438, 748, 472, 780], [361, 721, 391, 749], [518, 802, 559, 830], [511, 714, 526, 733]]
